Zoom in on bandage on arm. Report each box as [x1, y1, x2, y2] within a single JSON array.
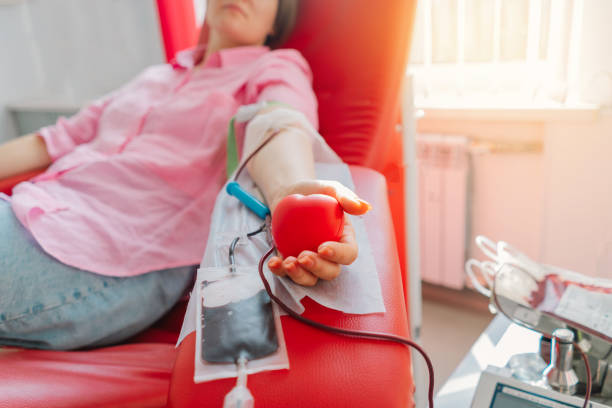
[[244, 107, 316, 212]]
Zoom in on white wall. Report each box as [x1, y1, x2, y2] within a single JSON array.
[[0, 0, 164, 142], [417, 108, 612, 281], [542, 112, 612, 278], [417, 117, 546, 263]]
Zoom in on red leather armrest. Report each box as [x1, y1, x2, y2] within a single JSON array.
[[167, 166, 414, 408], [0, 170, 45, 196]]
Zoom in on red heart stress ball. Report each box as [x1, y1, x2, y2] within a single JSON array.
[[271, 194, 344, 258]]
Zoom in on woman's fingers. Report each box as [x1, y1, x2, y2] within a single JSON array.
[[270, 250, 344, 282], [332, 183, 371, 215], [296, 250, 341, 281], [269, 255, 318, 286], [282, 256, 318, 286], [269, 251, 340, 283], [317, 216, 358, 265], [267, 256, 286, 276]]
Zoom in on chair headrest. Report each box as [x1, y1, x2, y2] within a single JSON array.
[[284, 0, 416, 169]]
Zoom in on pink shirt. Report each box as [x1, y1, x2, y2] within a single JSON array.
[[9, 45, 318, 277]]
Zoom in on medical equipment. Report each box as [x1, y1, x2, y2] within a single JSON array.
[[194, 126, 437, 408], [225, 182, 270, 220], [466, 236, 612, 408], [472, 365, 610, 408], [200, 270, 278, 363], [195, 264, 288, 408], [194, 224, 290, 406]]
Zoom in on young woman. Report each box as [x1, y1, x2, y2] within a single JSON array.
[[0, 0, 370, 350]]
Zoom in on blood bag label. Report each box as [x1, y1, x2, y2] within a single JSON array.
[[554, 285, 612, 339]]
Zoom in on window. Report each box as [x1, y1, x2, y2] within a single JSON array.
[[409, 0, 584, 107]]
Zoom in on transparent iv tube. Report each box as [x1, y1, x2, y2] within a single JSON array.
[[223, 357, 254, 408]]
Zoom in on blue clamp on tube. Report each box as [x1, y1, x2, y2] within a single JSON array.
[[226, 181, 270, 220]]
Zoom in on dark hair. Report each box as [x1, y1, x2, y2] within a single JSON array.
[[265, 0, 299, 49]]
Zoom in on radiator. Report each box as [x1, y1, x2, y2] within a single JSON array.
[[417, 134, 469, 289]]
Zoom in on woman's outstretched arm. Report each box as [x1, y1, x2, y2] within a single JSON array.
[[245, 110, 371, 286], [0, 134, 51, 180]]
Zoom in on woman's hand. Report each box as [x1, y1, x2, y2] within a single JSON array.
[[242, 112, 370, 286], [267, 180, 371, 286]]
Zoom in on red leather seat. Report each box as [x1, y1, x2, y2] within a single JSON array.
[[0, 0, 417, 406], [0, 344, 176, 408], [0, 168, 412, 408]]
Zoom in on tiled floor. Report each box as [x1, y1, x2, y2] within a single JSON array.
[[420, 298, 493, 394]]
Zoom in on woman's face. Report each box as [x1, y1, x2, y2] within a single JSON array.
[[206, 0, 278, 47]]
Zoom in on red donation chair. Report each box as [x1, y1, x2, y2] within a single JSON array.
[[0, 0, 418, 407]]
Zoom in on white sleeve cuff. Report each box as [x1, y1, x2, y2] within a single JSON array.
[[241, 105, 342, 164]]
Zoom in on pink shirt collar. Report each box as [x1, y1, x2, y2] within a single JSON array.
[[172, 44, 271, 69]]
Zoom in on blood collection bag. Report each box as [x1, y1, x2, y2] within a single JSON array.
[[200, 273, 278, 363], [194, 266, 289, 383]]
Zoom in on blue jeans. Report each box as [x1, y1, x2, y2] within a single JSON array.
[[0, 199, 195, 350]]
